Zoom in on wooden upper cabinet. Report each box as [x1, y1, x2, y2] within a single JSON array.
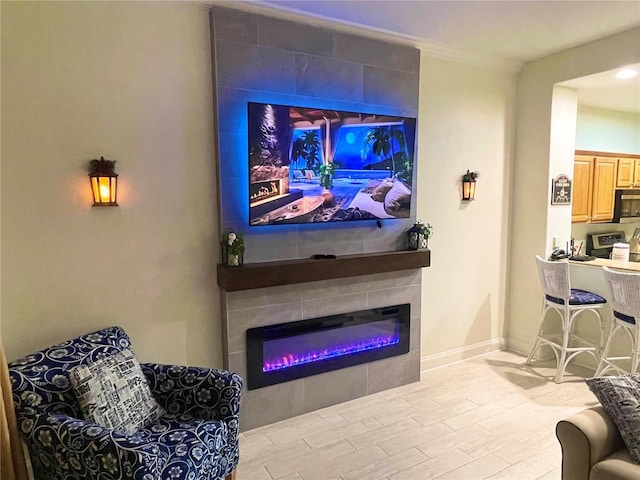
[[572, 151, 640, 224], [615, 158, 640, 188], [616, 158, 633, 188], [631, 160, 640, 187], [572, 155, 594, 223], [591, 157, 617, 222]]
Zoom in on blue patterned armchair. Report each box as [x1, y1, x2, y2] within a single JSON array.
[[8, 326, 242, 480]]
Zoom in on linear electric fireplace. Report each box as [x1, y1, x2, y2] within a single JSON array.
[[246, 304, 410, 390]]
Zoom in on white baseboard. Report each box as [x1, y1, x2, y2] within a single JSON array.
[[420, 338, 506, 373], [506, 336, 531, 356], [506, 336, 555, 362]]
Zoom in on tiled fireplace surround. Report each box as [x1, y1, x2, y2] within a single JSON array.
[[220, 269, 422, 431], [211, 6, 423, 431]]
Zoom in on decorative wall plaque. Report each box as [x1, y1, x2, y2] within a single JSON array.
[[551, 174, 572, 205]]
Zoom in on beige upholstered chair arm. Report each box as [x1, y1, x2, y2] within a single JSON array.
[[556, 406, 624, 480]]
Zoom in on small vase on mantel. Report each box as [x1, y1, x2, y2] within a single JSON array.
[[221, 229, 245, 267]]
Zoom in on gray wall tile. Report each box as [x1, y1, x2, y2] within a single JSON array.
[[304, 365, 368, 412], [259, 17, 333, 56], [211, 7, 258, 44], [302, 292, 367, 320], [298, 239, 364, 258], [259, 93, 336, 110], [242, 227, 301, 263], [240, 379, 305, 431], [367, 350, 420, 394], [295, 54, 363, 101], [226, 283, 302, 311], [366, 284, 421, 311], [227, 301, 303, 354], [216, 87, 261, 135], [216, 40, 295, 93], [410, 315, 420, 351], [338, 270, 422, 295], [364, 66, 420, 109], [333, 32, 420, 73], [228, 351, 246, 380]]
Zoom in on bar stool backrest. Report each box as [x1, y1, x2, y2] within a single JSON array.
[[536, 255, 571, 301], [602, 266, 640, 320]]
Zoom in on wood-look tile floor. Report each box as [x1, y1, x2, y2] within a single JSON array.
[[237, 350, 599, 480]]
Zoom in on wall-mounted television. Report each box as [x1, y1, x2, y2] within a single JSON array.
[[248, 102, 417, 226]]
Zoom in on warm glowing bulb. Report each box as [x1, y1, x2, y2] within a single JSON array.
[[99, 178, 111, 201], [616, 68, 638, 79]]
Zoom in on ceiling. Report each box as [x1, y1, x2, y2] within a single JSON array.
[[559, 64, 640, 114], [235, 0, 640, 114]]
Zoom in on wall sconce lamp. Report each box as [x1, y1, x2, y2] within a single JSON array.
[[462, 169, 479, 201], [89, 156, 118, 206]]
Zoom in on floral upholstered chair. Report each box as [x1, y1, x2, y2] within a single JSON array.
[[8, 326, 242, 480]]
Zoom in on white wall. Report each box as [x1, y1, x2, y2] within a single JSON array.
[[508, 27, 640, 354], [576, 105, 640, 154], [1, 1, 222, 366], [418, 55, 515, 367], [546, 86, 579, 254]]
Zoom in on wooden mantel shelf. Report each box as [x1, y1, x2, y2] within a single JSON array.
[[217, 250, 431, 292]]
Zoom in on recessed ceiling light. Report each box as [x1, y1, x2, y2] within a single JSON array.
[[616, 68, 638, 79]]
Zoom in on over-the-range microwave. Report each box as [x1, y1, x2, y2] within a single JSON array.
[[613, 189, 640, 223]]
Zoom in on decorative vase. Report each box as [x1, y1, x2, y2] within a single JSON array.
[[320, 173, 333, 189], [221, 241, 244, 267]]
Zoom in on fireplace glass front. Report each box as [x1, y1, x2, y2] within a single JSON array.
[[246, 304, 410, 389]]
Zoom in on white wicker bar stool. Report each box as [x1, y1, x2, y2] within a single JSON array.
[[595, 266, 640, 376], [526, 256, 606, 383]]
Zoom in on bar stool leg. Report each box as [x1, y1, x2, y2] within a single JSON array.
[[526, 302, 550, 365], [553, 306, 571, 383], [631, 330, 640, 374]]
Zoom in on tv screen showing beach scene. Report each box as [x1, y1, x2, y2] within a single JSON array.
[[248, 102, 417, 227]]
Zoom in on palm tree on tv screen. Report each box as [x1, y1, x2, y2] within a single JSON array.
[[300, 130, 321, 171], [291, 137, 306, 169], [364, 126, 406, 175]]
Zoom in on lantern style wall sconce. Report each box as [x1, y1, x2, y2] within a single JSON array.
[[89, 156, 118, 206], [462, 169, 479, 201]]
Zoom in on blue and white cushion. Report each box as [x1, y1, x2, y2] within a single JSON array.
[[546, 288, 606, 305]]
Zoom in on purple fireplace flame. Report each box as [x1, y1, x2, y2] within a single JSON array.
[[263, 334, 400, 372], [246, 304, 410, 389]]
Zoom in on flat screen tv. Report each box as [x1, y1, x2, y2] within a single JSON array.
[[248, 102, 417, 226]]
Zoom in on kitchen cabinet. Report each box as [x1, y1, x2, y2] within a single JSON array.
[[572, 155, 616, 223], [592, 157, 617, 221], [616, 158, 640, 188], [572, 155, 593, 223]]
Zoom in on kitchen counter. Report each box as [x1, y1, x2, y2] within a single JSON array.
[[569, 257, 640, 272]]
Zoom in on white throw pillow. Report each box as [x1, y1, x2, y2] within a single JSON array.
[[69, 349, 165, 434], [383, 178, 411, 218]]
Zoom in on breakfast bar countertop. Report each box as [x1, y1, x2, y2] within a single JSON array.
[[569, 257, 640, 272]]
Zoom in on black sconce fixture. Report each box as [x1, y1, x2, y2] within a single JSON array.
[[89, 156, 118, 206], [462, 170, 479, 201]]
